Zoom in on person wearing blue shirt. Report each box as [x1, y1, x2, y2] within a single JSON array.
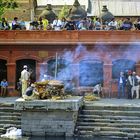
[[1, 79, 8, 97]]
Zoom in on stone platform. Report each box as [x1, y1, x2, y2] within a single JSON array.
[[14, 96, 83, 137]]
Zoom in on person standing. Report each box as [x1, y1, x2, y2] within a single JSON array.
[[118, 72, 126, 98], [0, 79, 8, 97], [21, 65, 29, 97], [126, 70, 133, 99], [128, 72, 140, 99]]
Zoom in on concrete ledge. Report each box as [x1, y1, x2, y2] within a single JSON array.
[[14, 96, 83, 111]]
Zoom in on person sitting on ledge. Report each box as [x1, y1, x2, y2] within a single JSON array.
[[0, 79, 8, 97], [12, 17, 21, 30]]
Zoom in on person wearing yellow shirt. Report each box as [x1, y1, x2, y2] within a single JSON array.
[[42, 17, 49, 30]]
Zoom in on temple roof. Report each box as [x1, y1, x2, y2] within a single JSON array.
[[37, 0, 140, 16]]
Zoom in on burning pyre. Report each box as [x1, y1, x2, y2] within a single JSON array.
[[34, 80, 65, 100]]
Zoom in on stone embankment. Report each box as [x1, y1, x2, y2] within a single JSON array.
[[0, 103, 21, 135], [76, 100, 140, 139]]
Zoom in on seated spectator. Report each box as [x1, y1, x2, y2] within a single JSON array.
[[0, 18, 10, 30], [61, 17, 67, 30], [108, 18, 118, 30], [120, 18, 133, 30], [64, 18, 76, 30], [46, 22, 53, 30], [78, 18, 89, 30], [94, 18, 102, 30], [42, 17, 49, 30], [38, 17, 43, 30], [20, 17, 26, 30], [52, 16, 62, 31], [134, 18, 140, 30], [12, 17, 21, 30], [1, 79, 8, 97], [30, 17, 39, 30]]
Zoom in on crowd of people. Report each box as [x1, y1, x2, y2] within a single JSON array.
[[118, 70, 140, 99], [0, 16, 140, 31]]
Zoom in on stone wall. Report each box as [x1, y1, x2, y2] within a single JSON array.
[[15, 96, 83, 136]]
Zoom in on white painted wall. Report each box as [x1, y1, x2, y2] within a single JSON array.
[[37, 0, 88, 10], [37, 0, 140, 16]]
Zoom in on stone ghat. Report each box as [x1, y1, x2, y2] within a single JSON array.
[[14, 96, 83, 137]]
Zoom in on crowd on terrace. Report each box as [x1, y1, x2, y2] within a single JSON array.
[[0, 16, 140, 31]]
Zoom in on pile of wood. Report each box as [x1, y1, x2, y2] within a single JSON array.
[[34, 80, 65, 99]]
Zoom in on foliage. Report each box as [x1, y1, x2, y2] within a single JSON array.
[[0, 0, 18, 19], [58, 4, 69, 19]]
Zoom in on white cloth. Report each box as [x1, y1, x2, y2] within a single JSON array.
[[21, 69, 29, 96], [128, 75, 140, 99], [52, 19, 62, 30]]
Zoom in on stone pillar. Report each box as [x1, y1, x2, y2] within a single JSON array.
[[136, 64, 140, 75], [103, 64, 112, 98], [29, 0, 36, 21], [7, 62, 16, 96]]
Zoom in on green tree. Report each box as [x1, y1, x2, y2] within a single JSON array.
[[58, 4, 69, 19], [0, 0, 18, 19]]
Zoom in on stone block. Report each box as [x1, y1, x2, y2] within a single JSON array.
[[15, 96, 83, 136]]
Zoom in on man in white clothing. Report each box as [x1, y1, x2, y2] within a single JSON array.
[[128, 71, 140, 99], [21, 65, 30, 97], [52, 17, 62, 31]]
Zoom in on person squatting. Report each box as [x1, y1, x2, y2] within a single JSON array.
[[118, 70, 140, 99]]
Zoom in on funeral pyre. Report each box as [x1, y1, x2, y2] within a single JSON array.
[[34, 80, 65, 100]]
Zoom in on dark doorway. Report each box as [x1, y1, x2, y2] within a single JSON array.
[[0, 59, 7, 82], [16, 59, 36, 89], [79, 59, 103, 86], [112, 59, 136, 79]]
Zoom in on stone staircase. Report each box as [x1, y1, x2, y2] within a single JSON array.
[[0, 103, 21, 135], [75, 102, 140, 139]]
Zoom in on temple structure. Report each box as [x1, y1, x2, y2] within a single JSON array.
[[0, 31, 140, 97], [2, 0, 140, 21]]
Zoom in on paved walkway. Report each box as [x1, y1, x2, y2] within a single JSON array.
[[0, 97, 140, 107], [0, 97, 19, 105], [85, 98, 140, 107]]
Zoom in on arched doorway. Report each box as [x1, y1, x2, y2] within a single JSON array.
[[112, 59, 136, 79], [79, 59, 104, 86], [46, 58, 71, 81], [16, 59, 36, 89], [0, 59, 7, 82]]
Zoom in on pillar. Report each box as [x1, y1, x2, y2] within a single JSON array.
[[103, 64, 112, 98], [7, 62, 17, 96]]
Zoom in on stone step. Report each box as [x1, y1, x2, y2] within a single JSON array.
[[0, 103, 13, 107], [0, 116, 21, 120], [81, 110, 140, 116], [77, 125, 140, 133], [0, 112, 21, 116], [0, 107, 16, 112], [0, 124, 21, 129], [83, 105, 140, 111], [77, 122, 140, 129], [0, 128, 6, 135], [0, 120, 21, 125], [79, 130, 140, 139], [78, 118, 140, 123], [78, 114, 140, 120], [79, 130, 128, 138]]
